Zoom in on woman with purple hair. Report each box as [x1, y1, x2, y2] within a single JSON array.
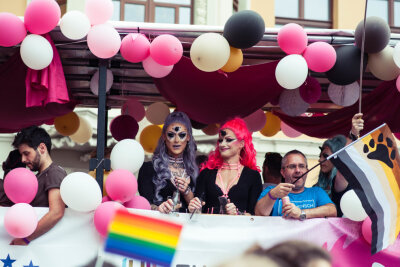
[[138, 111, 198, 213]]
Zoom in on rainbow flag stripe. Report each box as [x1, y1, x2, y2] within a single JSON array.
[[105, 210, 183, 266]]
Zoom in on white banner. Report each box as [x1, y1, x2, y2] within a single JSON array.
[[0, 208, 399, 267]]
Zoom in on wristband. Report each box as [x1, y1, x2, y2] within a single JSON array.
[[22, 237, 30, 244], [184, 187, 191, 195], [268, 191, 277, 200], [349, 131, 358, 141]]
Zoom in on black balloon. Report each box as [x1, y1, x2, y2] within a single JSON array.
[[355, 16, 390, 53], [223, 10, 265, 49], [326, 45, 368, 85], [190, 119, 207, 129]]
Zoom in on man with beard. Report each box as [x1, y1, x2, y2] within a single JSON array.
[[255, 150, 336, 220], [6, 126, 66, 245]]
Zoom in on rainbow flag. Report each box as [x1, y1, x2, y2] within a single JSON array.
[[330, 124, 400, 254], [105, 210, 183, 266]]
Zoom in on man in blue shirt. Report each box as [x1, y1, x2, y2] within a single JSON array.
[[255, 150, 337, 220]]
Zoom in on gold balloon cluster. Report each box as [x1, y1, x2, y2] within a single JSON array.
[[54, 111, 93, 144]]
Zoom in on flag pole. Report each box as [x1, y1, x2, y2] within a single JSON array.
[[358, 0, 368, 114]]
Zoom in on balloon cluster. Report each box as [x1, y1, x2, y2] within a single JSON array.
[[3, 168, 39, 239], [190, 10, 265, 73], [53, 111, 93, 144]]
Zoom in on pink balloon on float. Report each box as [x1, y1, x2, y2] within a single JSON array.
[[277, 23, 308, 55], [281, 121, 302, 138], [150, 34, 183, 66], [24, 0, 61, 34], [299, 76, 322, 104], [4, 203, 37, 238], [121, 98, 145, 122], [102, 196, 112, 203], [110, 115, 139, 141], [362, 216, 372, 244], [85, 0, 113, 25], [396, 75, 400, 92], [142, 56, 174, 78], [303, 42, 336, 72], [105, 169, 138, 203], [0, 13, 27, 47], [120, 33, 150, 63], [4, 168, 38, 204], [87, 24, 121, 59], [243, 109, 267, 132], [94, 201, 126, 237], [124, 195, 151, 210]]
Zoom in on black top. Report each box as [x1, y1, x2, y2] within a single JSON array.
[[194, 167, 263, 215], [138, 161, 195, 212], [331, 176, 350, 217]]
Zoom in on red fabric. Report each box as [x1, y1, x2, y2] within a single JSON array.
[[25, 34, 70, 107], [0, 52, 75, 133], [275, 80, 400, 138], [154, 56, 284, 124]]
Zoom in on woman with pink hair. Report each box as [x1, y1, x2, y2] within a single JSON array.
[[188, 118, 262, 215]]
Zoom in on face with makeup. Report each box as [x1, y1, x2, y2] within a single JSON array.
[[164, 123, 189, 157], [218, 128, 244, 160]]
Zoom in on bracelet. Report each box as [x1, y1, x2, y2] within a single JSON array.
[[184, 187, 191, 195], [22, 237, 30, 244], [268, 191, 277, 200], [349, 131, 358, 141]]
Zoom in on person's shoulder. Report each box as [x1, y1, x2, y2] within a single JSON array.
[[142, 161, 154, 168], [243, 167, 261, 177], [199, 168, 217, 177], [47, 164, 67, 177]]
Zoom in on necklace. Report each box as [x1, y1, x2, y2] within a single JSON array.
[[168, 155, 184, 169], [217, 162, 242, 197]]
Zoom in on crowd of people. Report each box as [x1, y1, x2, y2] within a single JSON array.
[[0, 110, 364, 249]]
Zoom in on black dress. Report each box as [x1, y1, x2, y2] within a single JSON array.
[[138, 161, 195, 212], [194, 167, 263, 215], [331, 176, 350, 217]]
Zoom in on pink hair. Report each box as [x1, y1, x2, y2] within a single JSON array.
[[201, 118, 260, 172]]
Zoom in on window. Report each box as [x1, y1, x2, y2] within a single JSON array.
[[366, 0, 400, 31], [112, 0, 193, 24], [275, 0, 332, 28]]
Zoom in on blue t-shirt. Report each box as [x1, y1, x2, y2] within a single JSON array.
[[258, 186, 333, 216]]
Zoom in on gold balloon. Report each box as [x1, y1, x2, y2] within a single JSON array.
[[88, 169, 110, 196], [220, 47, 243, 72], [260, 112, 281, 137], [202, 123, 220, 135], [140, 125, 162, 153], [70, 116, 93, 144], [54, 112, 80, 136]]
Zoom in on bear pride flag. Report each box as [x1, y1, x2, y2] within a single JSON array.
[[329, 124, 400, 254]]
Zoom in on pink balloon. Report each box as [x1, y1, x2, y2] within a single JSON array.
[[110, 115, 139, 141], [85, 0, 113, 25], [150, 34, 183, 66], [277, 23, 308, 55], [124, 195, 151, 210], [299, 76, 321, 104], [396, 75, 400, 92], [0, 13, 26, 47], [105, 169, 138, 203], [4, 203, 37, 238], [4, 168, 38, 204], [87, 24, 121, 59], [362, 216, 372, 244], [303, 42, 336, 72], [94, 201, 126, 237], [24, 0, 61, 34], [243, 109, 267, 132], [102, 196, 112, 203], [281, 121, 302, 138], [121, 98, 145, 122], [142, 56, 174, 78], [120, 33, 150, 63]]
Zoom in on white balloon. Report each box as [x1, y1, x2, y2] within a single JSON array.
[[90, 69, 113, 95], [60, 172, 102, 212], [275, 54, 308, 89], [393, 42, 400, 68], [190, 33, 230, 72], [368, 46, 400, 81], [110, 139, 145, 173], [20, 34, 53, 70], [60, 11, 91, 40], [328, 82, 359, 107], [70, 116, 93, 144], [340, 189, 368, 221], [279, 88, 309, 116]]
